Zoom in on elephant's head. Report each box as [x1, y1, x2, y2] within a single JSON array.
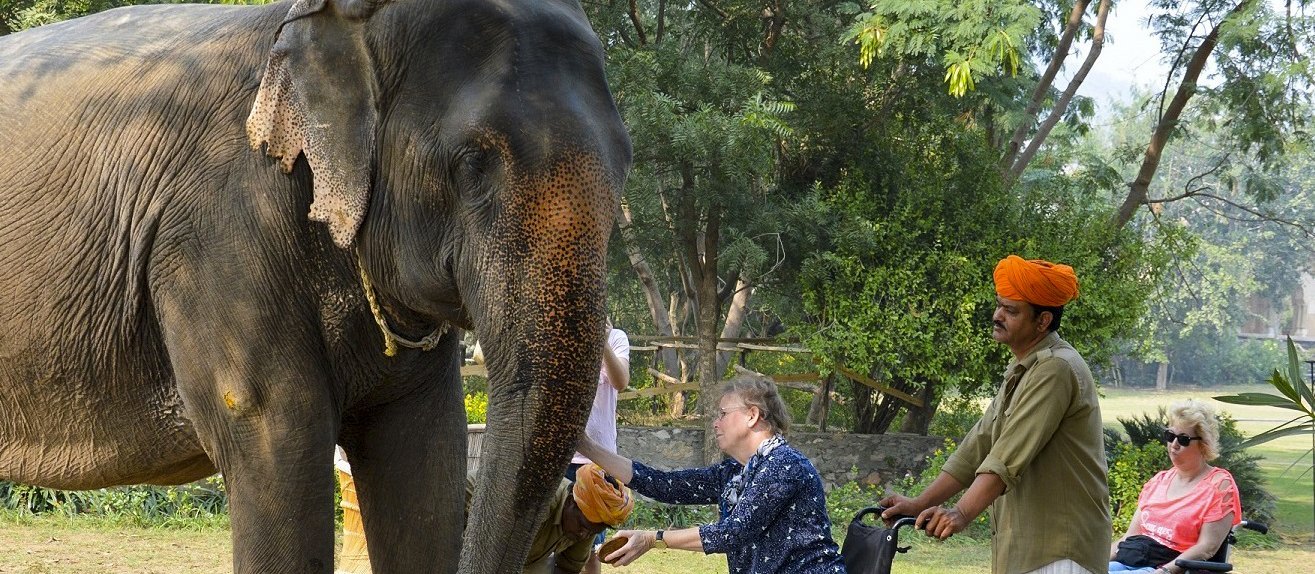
[[246, 0, 629, 570]]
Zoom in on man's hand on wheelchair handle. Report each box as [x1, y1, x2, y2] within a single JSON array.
[[916, 506, 969, 540], [877, 494, 925, 527]]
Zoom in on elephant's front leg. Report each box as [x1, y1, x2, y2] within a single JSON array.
[[339, 341, 467, 574], [184, 371, 338, 572], [161, 315, 339, 573]]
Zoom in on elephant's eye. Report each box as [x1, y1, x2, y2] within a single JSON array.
[[457, 148, 493, 186], [454, 147, 498, 213]]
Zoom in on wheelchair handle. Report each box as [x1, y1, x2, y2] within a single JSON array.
[[853, 506, 919, 530], [1239, 520, 1268, 535]]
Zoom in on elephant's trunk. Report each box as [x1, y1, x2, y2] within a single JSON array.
[[459, 147, 616, 573]]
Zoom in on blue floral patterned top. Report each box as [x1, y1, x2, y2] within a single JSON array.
[[629, 442, 846, 574]]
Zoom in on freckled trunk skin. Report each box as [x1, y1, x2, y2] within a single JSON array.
[[459, 149, 617, 573]]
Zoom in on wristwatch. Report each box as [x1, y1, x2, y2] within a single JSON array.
[[653, 530, 667, 550]]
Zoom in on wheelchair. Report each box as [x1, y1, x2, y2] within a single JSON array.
[[1174, 520, 1268, 573], [840, 506, 919, 574], [844, 506, 1268, 574]]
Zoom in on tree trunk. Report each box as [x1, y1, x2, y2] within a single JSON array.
[[1113, 0, 1253, 228], [696, 204, 723, 464], [615, 200, 681, 378], [1156, 361, 1169, 391], [668, 292, 688, 416], [714, 275, 754, 376], [898, 380, 937, 436], [807, 378, 826, 426], [1000, 0, 1091, 173], [1005, 0, 1109, 184]]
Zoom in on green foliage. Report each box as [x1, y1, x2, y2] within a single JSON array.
[[796, 115, 1162, 432], [1119, 407, 1171, 448], [1216, 338, 1315, 448], [622, 497, 718, 530], [824, 478, 883, 532], [1087, 96, 1315, 385], [0, 476, 228, 527], [1106, 440, 1166, 534], [926, 397, 983, 440], [1215, 414, 1277, 527], [464, 391, 488, 424], [845, 0, 1040, 97], [1, 0, 274, 35]]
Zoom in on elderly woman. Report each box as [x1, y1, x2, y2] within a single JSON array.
[[1108, 399, 1242, 574], [575, 375, 845, 574]]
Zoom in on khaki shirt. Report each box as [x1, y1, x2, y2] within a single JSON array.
[[943, 332, 1110, 574], [465, 474, 591, 574]]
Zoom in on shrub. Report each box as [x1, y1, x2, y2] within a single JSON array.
[[826, 478, 883, 534], [622, 496, 717, 530], [927, 398, 984, 441], [1106, 440, 1165, 533], [465, 391, 488, 424], [0, 476, 228, 527], [1214, 414, 1276, 527]]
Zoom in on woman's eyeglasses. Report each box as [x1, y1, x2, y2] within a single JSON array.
[[1162, 429, 1203, 447], [716, 406, 748, 421]]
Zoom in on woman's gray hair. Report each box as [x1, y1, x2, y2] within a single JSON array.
[[720, 375, 790, 435], [1168, 398, 1222, 461]]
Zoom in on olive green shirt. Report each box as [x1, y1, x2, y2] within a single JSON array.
[[464, 473, 591, 574], [943, 332, 1110, 574]]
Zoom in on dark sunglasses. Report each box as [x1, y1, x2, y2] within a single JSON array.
[[1162, 429, 1203, 447]]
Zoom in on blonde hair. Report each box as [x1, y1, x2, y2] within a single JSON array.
[[720, 375, 791, 435], [1168, 399, 1222, 461]]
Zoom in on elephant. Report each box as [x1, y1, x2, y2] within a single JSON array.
[[0, 0, 629, 572]]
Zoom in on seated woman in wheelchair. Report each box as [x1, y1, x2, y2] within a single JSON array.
[[1109, 399, 1242, 574]]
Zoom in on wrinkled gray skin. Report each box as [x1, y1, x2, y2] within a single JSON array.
[[0, 0, 629, 572]]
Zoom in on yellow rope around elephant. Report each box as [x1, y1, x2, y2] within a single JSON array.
[[354, 249, 447, 357]]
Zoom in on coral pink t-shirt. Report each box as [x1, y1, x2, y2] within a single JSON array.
[[1134, 467, 1242, 552]]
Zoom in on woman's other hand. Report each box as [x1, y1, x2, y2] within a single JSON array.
[[600, 529, 654, 566]]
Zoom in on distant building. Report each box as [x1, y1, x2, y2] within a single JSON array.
[[1239, 272, 1315, 348]]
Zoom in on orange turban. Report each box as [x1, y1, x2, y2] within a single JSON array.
[[994, 255, 1079, 307], [572, 463, 634, 526]]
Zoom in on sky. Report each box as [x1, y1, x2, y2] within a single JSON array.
[[1073, 1, 1165, 106]]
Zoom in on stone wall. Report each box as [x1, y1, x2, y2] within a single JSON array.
[[467, 425, 945, 490], [617, 426, 945, 490]]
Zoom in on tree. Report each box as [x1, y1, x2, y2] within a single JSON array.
[[585, 1, 795, 460], [1085, 93, 1315, 388], [847, 1, 1314, 234]]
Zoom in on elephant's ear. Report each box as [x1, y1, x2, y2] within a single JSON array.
[[246, 0, 388, 248]]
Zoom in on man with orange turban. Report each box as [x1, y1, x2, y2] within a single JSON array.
[[463, 463, 633, 574], [882, 255, 1109, 574]]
